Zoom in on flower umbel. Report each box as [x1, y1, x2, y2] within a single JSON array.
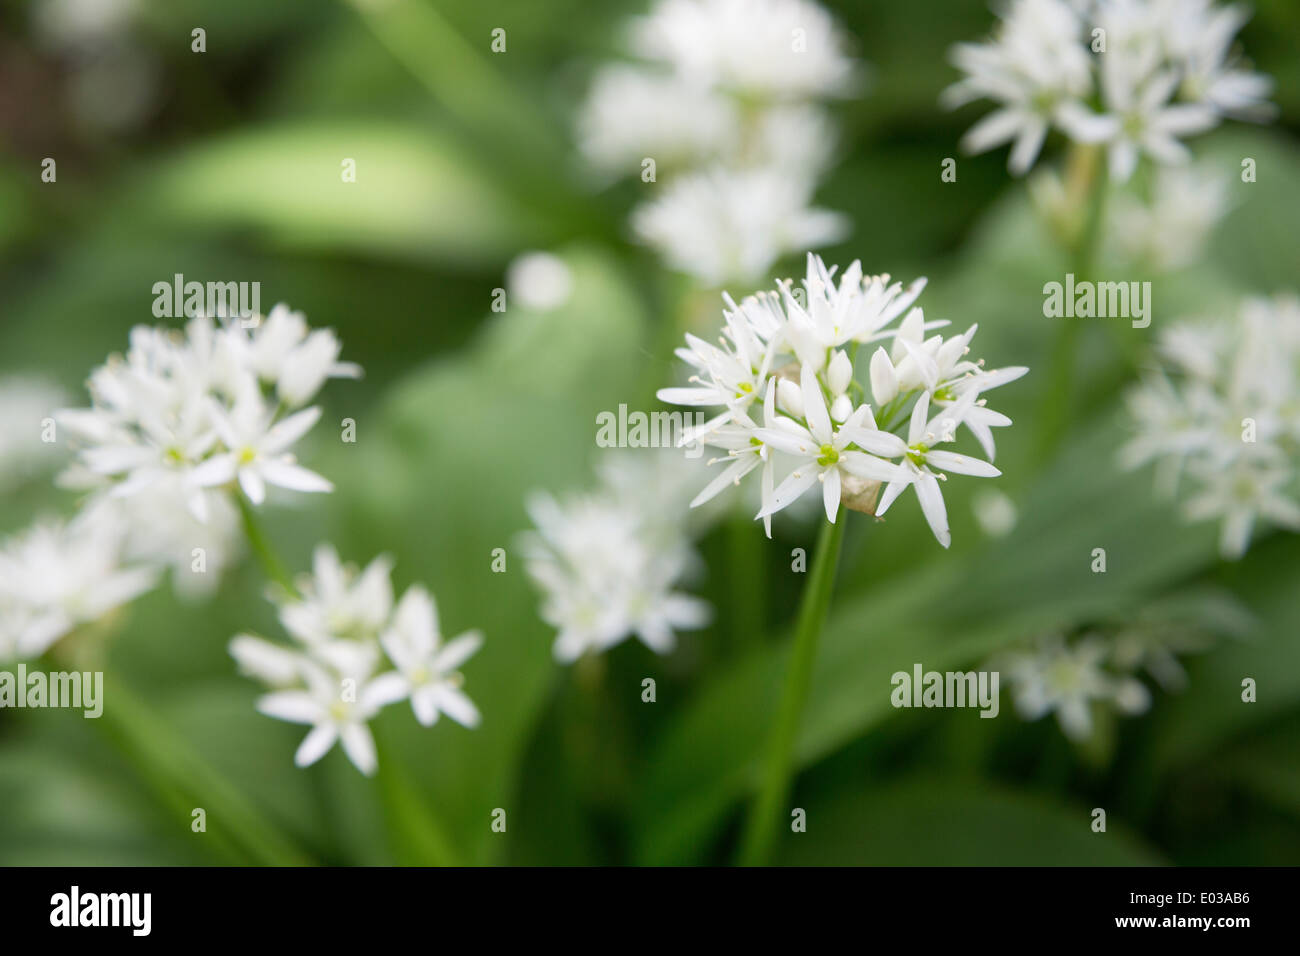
[[657, 254, 1027, 545], [230, 544, 483, 776]]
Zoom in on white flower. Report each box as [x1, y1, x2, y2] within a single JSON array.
[[231, 305, 362, 406], [577, 65, 739, 173], [56, 305, 356, 562], [522, 451, 712, 662], [1002, 633, 1150, 740], [630, 0, 855, 99], [0, 509, 157, 659], [506, 251, 575, 312], [875, 392, 1002, 548], [231, 544, 484, 774], [194, 389, 333, 506], [1183, 459, 1300, 559], [658, 256, 1023, 542], [1094, 65, 1217, 182], [943, 0, 1098, 175], [256, 647, 404, 776], [947, 0, 1272, 178], [277, 545, 394, 645], [1123, 294, 1300, 558], [754, 366, 908, 522], [1108, 163, 1231, 270], [632, 167, 848, 286], [380, 586, 483, 728]]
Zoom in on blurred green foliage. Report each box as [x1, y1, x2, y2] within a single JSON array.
[[1, 0, 1298, 866]]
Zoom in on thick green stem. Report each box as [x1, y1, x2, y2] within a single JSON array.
[[736, 510, 846, 866], [236, 493, 298, 597], [1033, 146, 1109, 465], [375, 735, 462, 866]]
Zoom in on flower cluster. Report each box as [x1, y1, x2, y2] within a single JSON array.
[[54, 305, 358, 592], [657, 255, 1027, 545], [999, 633, 1153, 740], [230, 545, 483, 776], [995, 594, 1242, 741], [578, 0, 854, 284], [1121, 294, 1300, 559], [521, 450, 713, 662], [0, 508, 157, 661], [945, 0, 1273, 178]]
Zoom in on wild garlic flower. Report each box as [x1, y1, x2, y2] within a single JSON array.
[[999, 633, 1151, 741], [578, 0, 855, 284], [1107, 163, 1231, 271], [1121, 294, 1300, 559], [630, 0, 855, 99], [996, 597, 1240, 741], [657, 254, 1028, 545], [230, 544, 483, 776], [631, 168, 848, 288], [521, 451, 712, 663], [946, 0, 1273, 179], [56, 307, 358, 525], [0, 509, 157, 660]]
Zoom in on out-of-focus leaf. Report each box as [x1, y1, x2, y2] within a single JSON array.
[[125, 122, 554, 265]]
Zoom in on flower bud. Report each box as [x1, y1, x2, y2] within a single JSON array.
[[827, 349, 853, 396], [870, 347, 898, 406], [776, 377, 805, 419]]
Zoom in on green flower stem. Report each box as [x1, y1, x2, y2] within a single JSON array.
[[736, 509, 847, 866], [1033, 144, 1109, 465], [375, 735, 462, 866], [235, 493, 298, 597], [98, 671, 314, 866]]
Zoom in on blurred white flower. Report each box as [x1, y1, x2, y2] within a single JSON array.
[[577, 65, 739, 174], [0, 509, 157, 660], [578, 0, 854, 283], [1001, 634, 1150, 740], [630, 0, 855, 99], [256, 649, 404, 776], [56, 307, 355, 545], [506, 251, 575, 312], [231, 544, 484, 775], [972, 487, 1020, 537], [947, 0, 1273, 179], [632, 168, 848, 286], [1108, 163, 1231, 270], [522, 451, 712, 662], [1122, 294, 1300, 558], [278, 545, 394, 645], [658, 255, 1026, 544], [380, 586, 483, 728]]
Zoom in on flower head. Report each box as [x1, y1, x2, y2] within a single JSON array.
[[658, 255, 1026, 545], [230, 544, 483, 775]]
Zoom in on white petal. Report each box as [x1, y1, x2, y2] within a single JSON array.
[[294, 724, 338, 768], [914, 472, 951, 548]]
